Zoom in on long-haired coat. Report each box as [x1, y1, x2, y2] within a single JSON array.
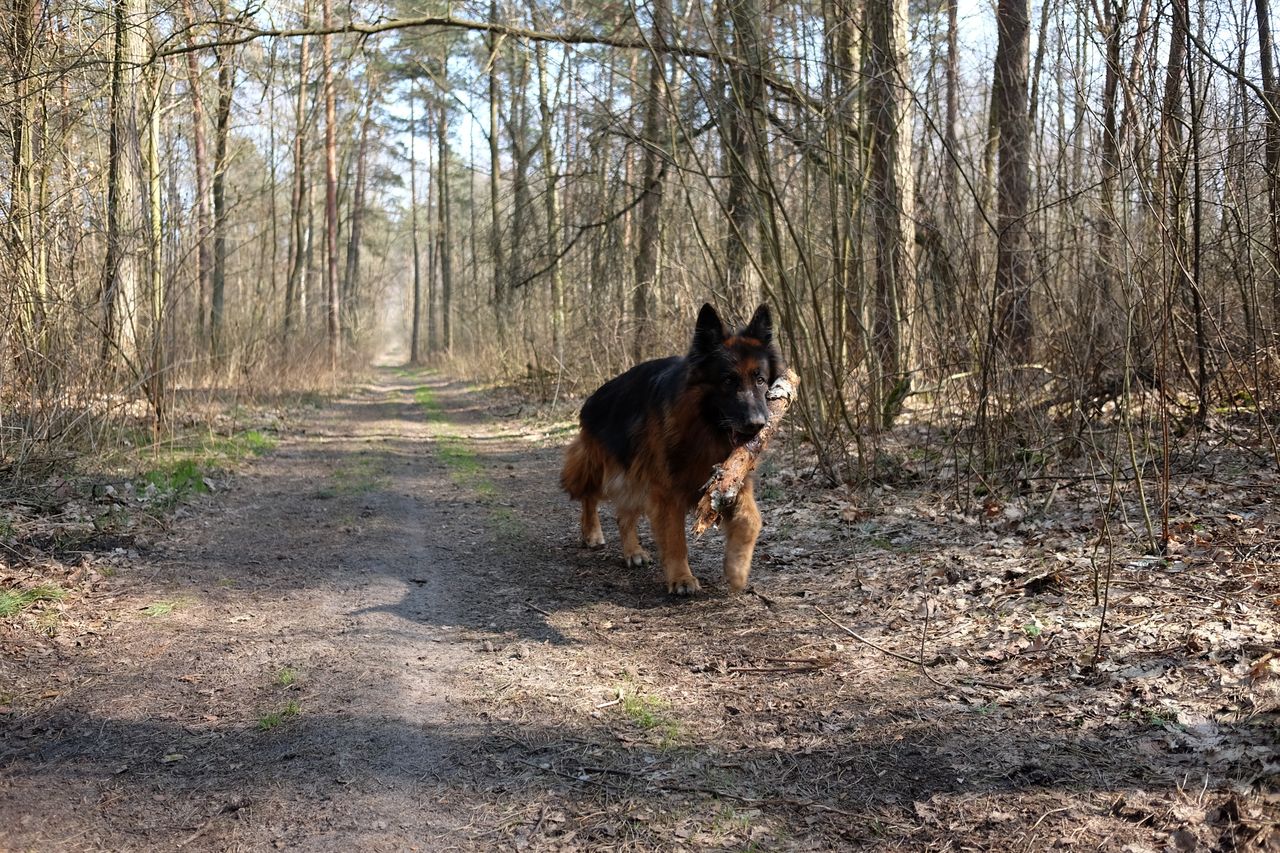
[[561, 303, 785, 594]]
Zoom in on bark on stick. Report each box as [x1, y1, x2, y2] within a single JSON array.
[[693, 369, 800, 535]]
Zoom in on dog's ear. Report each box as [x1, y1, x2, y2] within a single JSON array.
[[744, 304, 773, 345], [690, 303, 726, 358]]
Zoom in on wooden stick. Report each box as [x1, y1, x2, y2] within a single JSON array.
[[692, 369, 800, 535]]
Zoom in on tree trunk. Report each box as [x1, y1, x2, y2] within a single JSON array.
[[865, 0, 916, 428], [179, 0, 212, 346], [437, 100, 453, 353], [322, 0, 340, 371], [409, 91, 422, 365], [210, 45, 233, 361], [1093, 0, 1124, 365], [7, 0, 45, 341], [1256, 0, 1280, 340], [487, 0, 507, 338], [144, 55, 165, 425], [991, 0, 1034, 360], [533, 35, 564, 372], [632, 0, 668, 361], [283, 0, 310, 346], [101, 0, 144, 367], [342, 72, 375, 343], [722, 0, 766, 307]]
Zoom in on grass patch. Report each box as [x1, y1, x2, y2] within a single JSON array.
[[318, 455, 389, 498], [141, 600, 178, 617], [413, 384, 526, 540], [0, 584, 67, 618], [143, 459, 210, 501], [207, 429, 277, 458], [620, 689, 684, 746], [130, 428, 279, 510], [258, 700, 301, 731], [275, 666, 298, 687]]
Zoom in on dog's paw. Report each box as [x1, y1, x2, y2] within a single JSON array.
[[582, 530, 605, 548], [623, 548, 651, 568], [666, 575, 702, 596]]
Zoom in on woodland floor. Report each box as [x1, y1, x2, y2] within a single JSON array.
[[1, 367, 1278, 851]]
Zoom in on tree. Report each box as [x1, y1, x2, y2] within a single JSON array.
[[180, 0, 213, 345], [865, 0, 916, 427], [631, 0, 668, 361], [322, 0, 341, 372], [283, 0, 312, 346], [210, 32, 235, 360], [990, 0, 1034, 360], [409, 89, 424, 365], [101, 0, 145, 366], [1256, 0, 1280, 340]]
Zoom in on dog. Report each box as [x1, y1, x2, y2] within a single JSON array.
[[560, 303, 785, 594]]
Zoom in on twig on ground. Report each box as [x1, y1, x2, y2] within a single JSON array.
[[815, 606, 948, 689]]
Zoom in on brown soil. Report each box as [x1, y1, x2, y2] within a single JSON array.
[[2, 369, 1277, 851]]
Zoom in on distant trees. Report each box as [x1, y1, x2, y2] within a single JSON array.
[[1, 0, 1277, 479]]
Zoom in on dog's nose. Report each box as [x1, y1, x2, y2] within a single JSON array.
[[743, 418, 766, 438]]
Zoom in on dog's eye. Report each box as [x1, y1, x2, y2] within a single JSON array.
[[754, 375, 766, 386], [724, 375, 738, 387]]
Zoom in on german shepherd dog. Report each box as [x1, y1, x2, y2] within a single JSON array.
[[561, 303, 785, 594]]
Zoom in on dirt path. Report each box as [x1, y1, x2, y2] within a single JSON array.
[[3, 369, 1276, 851]]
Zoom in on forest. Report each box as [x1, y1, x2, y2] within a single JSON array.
[[2, 0, 1279, 849], [2, 0, 1275, 479]]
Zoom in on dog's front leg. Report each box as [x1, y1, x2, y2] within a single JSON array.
[[722, 478, 762, 592], [649, 493, 700, 595]]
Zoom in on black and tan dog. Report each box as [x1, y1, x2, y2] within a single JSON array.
[[561, 303, 785, 594]]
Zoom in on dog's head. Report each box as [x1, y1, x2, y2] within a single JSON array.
[[687, 303, 787, 446]]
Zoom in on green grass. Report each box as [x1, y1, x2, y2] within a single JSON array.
[[413, 384, 525, 539], [141, 600, 178, 617], [0, 585, 67, 618], [275, 666, 298, 687], [206, 429, 277, 458], [258, 700, 301, 731], [620, 690, 684, 746], [317, 455, 389, 497], [135, 428, 278, 509], [144, 459, 210, 500], [0, 514, 14, 540]]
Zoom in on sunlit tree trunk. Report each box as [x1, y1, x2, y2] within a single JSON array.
[[144, 53, 166, 424], [101, 0, 144, 367], [322, 0, 340, 371], [632, 0, 668, 360], [7, 0, 45, 341], [180, 0, 212, 345], [1093, 0, 1124, 366], [865, 0, 916, 427], [210, 43, 233, 360], [1256, 0, 1280, 340], [342, 72, 375, 342], [437, 100, 453, 353], [533, 36, 563, 370], [991, 0, 1034, 360], [409, 91, 423, 365], [487, 0, 507, 338], [283, 0, 310, 346], [722, 0, 767, 307]]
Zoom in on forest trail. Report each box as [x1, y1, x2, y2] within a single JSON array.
[[3, 369, 1277, 851]]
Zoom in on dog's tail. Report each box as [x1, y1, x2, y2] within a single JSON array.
[[560, 431, 606, 501]]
